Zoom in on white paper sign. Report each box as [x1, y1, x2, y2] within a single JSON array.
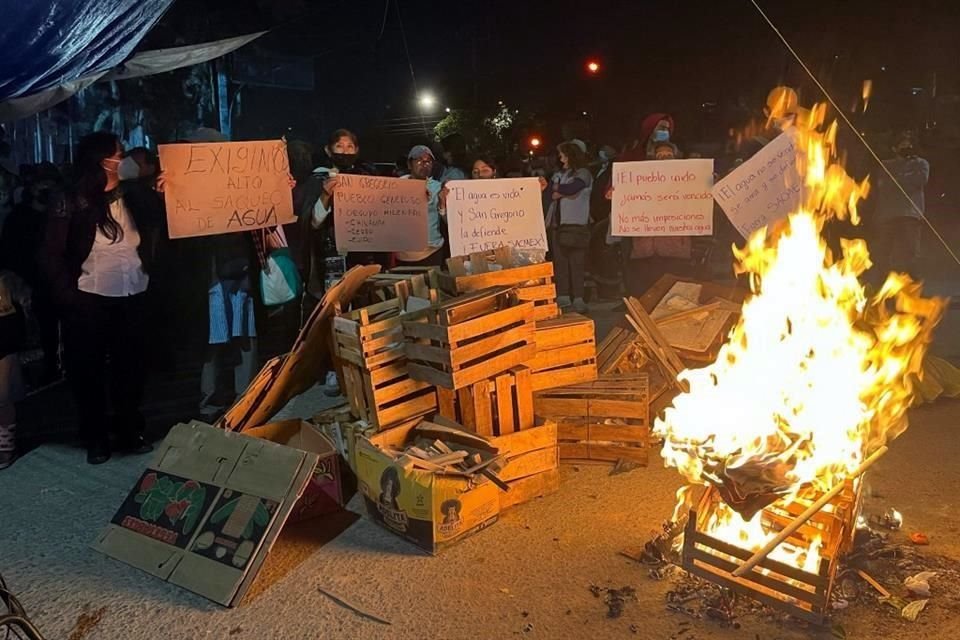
[[611, 159, 714, 236], [712, 130, 804, 239], [446, 177, 547, 257]]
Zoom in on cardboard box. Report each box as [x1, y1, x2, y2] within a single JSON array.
[[93, 421, 317, 607], [244, 419, 355, 523], [355, 421, 500, 553]]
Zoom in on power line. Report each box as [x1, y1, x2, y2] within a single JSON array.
[[749, 0, 960, 269], [392, 0, 430, 137]]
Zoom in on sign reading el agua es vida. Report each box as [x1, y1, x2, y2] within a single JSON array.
[[445, 177, 547, 258], [158, 139, 295, 239], [611, 159, 714, 236]]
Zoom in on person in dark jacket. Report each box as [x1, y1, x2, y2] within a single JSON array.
[[0, 270, 28, 469], [39, 131, 163, 464]]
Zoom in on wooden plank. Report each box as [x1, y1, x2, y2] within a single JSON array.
[[499, 468, 560, 511], [530, 363, 597, 392], [404, 341, 454, 367], [457, 387, 476, 431], [557, 423, 649, 444], [444, 262, 554, 293], [376, 391, 437, 429], [450, 324, 535, 369], [447, 343, 537, 390], [533, 303, 560, 322], [529, 343, 596, 371], [534, 317, 594, 350], [498, 448, 558, 482], [473, 380, 494, 436], [514, 366, 534, 430], [440, 288, 506, 325], [489, 421, 557, 458], [445, 302, 533, 344], [372, 376, 433, 404], [494, 373, 516, 436], [436, 387, 457, 421], [559, 442, 648, 464], [368, 361, 410, 387], [516, 284, 558, 303]]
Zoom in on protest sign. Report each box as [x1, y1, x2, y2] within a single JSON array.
[[445, 177, 547, 258], [611, 159, 714, 237], [712, 130, 804, 239], [333, 174, 429, 252], [158, 139, 295, 239]]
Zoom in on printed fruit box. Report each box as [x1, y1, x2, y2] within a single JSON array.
[[92, 421, 317, 607]]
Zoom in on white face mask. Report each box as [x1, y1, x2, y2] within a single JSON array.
[[118, 156, 141, 181]]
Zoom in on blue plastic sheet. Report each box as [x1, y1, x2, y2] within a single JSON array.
[[0, 0, 174, 101]]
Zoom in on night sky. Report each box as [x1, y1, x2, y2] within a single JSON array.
[[145, 0, 960, 154]]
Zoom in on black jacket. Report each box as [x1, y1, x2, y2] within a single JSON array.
[[39, 183, 165, 309]]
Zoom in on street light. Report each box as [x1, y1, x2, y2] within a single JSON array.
[[586, 60, 600, 74], [418, 92, 436, 110], [530, 136, 542, 149]]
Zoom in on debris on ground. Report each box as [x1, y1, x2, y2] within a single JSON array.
[[909, 532, 930, 545], [900, 598, 929, 622], [67, 605, 107, 640], [317, 585, 391, 626], [904, 571, 936, 597], [228, 627, 243, 636], [589, 584, 638, 618], [610, 459, 643, 476]]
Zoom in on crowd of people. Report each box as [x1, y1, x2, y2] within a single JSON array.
[[0, 86, 931, 470]]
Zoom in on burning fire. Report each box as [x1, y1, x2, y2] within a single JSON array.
[[656, 99, 944, 570]]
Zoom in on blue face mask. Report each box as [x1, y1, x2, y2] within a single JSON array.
[[653, 129, 670, 143]]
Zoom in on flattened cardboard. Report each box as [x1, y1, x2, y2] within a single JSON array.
[[93, 421, 317, 607], [355, 421, 500, 554], [244, 419, 355, 523]]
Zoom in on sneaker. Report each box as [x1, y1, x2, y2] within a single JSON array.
[[0, 450, 15, 470], [572, 298, 589, 314], [557, 295, 572, 309], [323, 371, 341, 397], [87, 442, 111, 465], [0, 423, 15, 470]]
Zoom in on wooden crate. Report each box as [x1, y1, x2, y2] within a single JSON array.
[[333, 298, 437, 430], [534, 374, 650, 465], [403, 287, 537, 390], [440, 255, 559, 322], [436, 366, 535, 436], [596, 325, 646, 375], [530, 313, 598, 391], [489, 419, 560, 510], [682, 482, 860, 626]]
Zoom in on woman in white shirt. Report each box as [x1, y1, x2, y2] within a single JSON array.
[[41, 132, 162, 465]]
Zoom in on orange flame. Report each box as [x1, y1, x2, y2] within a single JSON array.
[[656, 99, 944, 569]]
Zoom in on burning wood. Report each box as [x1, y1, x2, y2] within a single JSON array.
[[651, 92, 946, 622]]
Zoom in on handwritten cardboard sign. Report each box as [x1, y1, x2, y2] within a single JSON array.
[[333, 174, 428, 252], [445, 177, 547, 258], [611, 159, 714, 237], [712, 130, 804, 239], [158, 139, 295, 239]]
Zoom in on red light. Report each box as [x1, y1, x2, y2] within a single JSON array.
[[530, 137, 542, 148], [586, 60, 600, 74]]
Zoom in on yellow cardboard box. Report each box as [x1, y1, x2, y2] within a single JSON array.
[[355, 421, 500, 553]]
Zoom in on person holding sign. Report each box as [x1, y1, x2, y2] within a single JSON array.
[[40, 132, 164, 465], [396, 145, 446, 267], [546, 140, 593, 314]]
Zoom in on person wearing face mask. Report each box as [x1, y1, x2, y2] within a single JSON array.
[[870, 131, 930, 280], [546, 140, 593, 313], [395, 145, 446, 267], [39, 131, 163, 464]]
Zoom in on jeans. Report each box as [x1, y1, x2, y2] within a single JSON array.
[[64, 291, 147, 446], [555, 246, 587, 299]]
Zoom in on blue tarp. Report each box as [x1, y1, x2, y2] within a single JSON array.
[[0, 0, 174, 102]]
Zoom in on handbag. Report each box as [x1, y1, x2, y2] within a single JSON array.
[[258, 226, 302, 306]]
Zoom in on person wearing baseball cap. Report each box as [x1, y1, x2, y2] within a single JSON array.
[[395, 145, 446, 266]]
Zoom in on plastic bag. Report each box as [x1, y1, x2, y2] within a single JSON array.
[[260, 248, 302, 306]]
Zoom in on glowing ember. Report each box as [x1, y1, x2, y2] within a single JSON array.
[[656, 97, 944, 571]]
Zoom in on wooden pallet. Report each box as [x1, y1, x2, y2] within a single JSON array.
[[529, 313, 598, 391], [440, 252, 559, 322], [436, 366, 535, 436], [489, 419, 559, 510], [403, 286, 537, 390], [534, 374, 650, 465], [333, 298, 437, 430], [682, 482, 860, 626]]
